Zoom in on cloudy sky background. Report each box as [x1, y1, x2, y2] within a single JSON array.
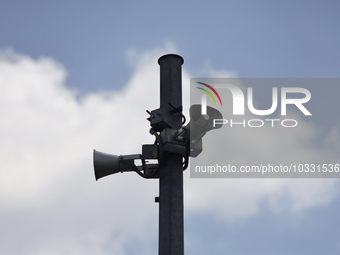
[[1, 1, 340, 254]]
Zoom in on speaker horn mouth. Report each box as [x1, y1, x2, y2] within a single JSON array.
[[93, 150, 121, 180], [188, 104, 223, 138]]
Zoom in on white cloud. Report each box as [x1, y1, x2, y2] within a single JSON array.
[[0, 48, 163, 255], [0, 46, 339, 254]]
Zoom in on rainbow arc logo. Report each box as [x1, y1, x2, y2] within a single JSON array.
[[196, 82, 223, 106]]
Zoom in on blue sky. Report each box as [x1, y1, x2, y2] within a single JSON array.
[[1, 1, 340, 255], [1, 0, 340, 93]]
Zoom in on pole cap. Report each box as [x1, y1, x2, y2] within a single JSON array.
[[158, 54, 184, 65]]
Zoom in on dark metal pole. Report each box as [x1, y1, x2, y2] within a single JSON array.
[[158, 54, 184, 255]]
